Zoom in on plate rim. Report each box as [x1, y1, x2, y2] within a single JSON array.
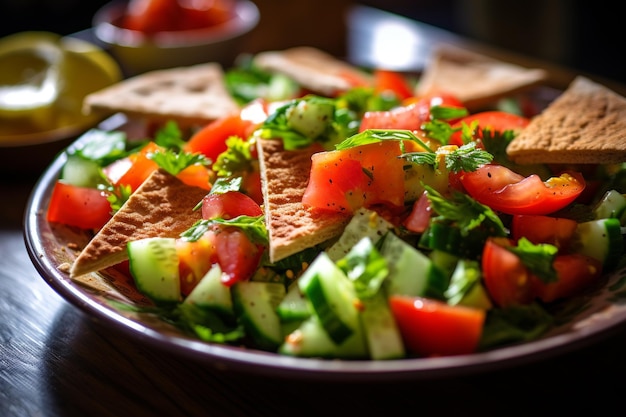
[[22, 123, 626, 382]]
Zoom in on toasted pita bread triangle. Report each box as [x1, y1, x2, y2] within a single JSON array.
[[83, 63, 240, 127], [415, 44, 548, 110], [253, 46, 373, 97], [256, 139, 350, 263], [506, 76, 626, 164], [70, 169, 208, 278]]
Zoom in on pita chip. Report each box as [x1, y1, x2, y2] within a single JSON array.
[[256, 138, 350, 263], [506, 76, 626, 164], [83, 63, 240, 127], [253, 46, 373, 97], [415, 44, 548, 111], [70, 169, 208, 278]]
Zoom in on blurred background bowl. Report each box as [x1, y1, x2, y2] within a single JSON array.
[[92, 0, 260, 76]]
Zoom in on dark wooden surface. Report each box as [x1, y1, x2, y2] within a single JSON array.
[[3, 6, 626, 417]]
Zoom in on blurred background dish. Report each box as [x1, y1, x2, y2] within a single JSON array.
[[91, 0, 260, 76], [0, 31, 122, 173]]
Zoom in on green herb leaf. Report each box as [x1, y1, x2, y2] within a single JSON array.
[[335, 237, 388, 299], [507, 237, 558, 283], [180, 215, 268, 245]]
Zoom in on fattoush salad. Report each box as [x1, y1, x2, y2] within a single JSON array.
[[46, 52, 626, 360]]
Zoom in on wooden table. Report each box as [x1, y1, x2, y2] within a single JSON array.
[[2, 6, 626, 417]]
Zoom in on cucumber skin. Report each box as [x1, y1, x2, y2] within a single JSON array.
[[279, 316, 368, 359], [183, 265, 233, 318], [232, 281, 286, 352], [298, 253, 361, 345], [127, 237, 181, 304], [575, 218, 624, 271]]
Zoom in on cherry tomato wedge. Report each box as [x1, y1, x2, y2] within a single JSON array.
[[373, 69, 413, 100], [459, 164, 586, 215], [389, 295, 485, 357]]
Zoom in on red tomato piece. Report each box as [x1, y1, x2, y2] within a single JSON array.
[[114, 141, 162, 192], [201, 191, 263, 220], [449, 111, 530, 146], [122, 0, 180, 33], [459, 164, 586, 215], [175, 164, 213, 191], [184, 100, 268, 163], [373, 69, 413, 100], [481, 237, 535, 308], [511, 214, 578, 251], [47, 181, 112, 230], [302, 140, 411, 213], [359, 93, 464, 132], [214, 228, 263, 286], [532, 254, 602, 303], [403, 191, 432, 233], [389, 295, 485, 357]]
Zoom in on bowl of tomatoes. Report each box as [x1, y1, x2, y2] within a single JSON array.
[[92, 0, 260, 75]]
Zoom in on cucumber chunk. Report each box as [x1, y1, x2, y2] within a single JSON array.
[[574, 217, 624, 271], [61, 154, 103, 188], [326, 207, 395, 261], [127, 237, 181, 304], [276, 281, 311, 322], [232, 281, 286, 351], [279, 315, 368, 359], [360, 292, 405, 360], [594, 189, 626, 222], [183, 264, 233, 319], [381, 232, 448, 300], [298, 253, 361, 344]]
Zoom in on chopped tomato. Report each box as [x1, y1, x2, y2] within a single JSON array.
[[459, 164, 586, 215], [214, 228, 264, 286], [373, 69, 413, 100], [176, 164, 213, 190], [359, 93, 464, 132], [201, 191, 263, 220], [482, 237, 603, 307], [302, 140, 413, 213], [240, 169, 263, 205], [122, 0, 234, 33], [176, 231, 217, 295], [184, 99, 269, 163], [449, 111, 530, 146], [481, 237, 535, 307], [389, 295, 485, 357], [532, 254, 602, 303], [47, 181, 112, 230], [114, 141, 162, 192], [403, 191, 432, 233], [511, 214, 578, 251]]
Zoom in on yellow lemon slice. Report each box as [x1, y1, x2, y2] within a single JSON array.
[[0, 31, 122, 146]]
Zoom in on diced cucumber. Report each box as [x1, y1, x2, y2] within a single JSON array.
[[279, 315, 368, 359], [429, 250, 459, 279], [61, 154, 103, 188], [594, 189, 626, 222], [573, 218, 624, 271], [276, 281, 311, 321], [232, 281, 286, 351], [359, 292, 405, 360], [326, 207, 395, 261], [444, 259, 493, 310], [286, 97, 335, 139], [298, 253, 361, 344], [381, 232, 448, 300], [183, 264, 233, 318], [127, 237, 181, 304]]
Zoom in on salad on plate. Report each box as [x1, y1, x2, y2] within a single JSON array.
[[43, 46, 626, 361]]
